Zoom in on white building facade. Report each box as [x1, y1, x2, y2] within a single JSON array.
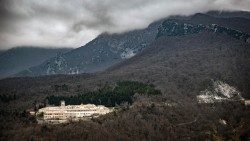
[[37, 101, 112, 122]]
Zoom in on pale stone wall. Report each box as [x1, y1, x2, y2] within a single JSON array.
[[244, 100, 250, 106], [37, 103, 112, 121]]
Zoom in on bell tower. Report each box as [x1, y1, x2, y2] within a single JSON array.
[[61, 100, 65, 107]]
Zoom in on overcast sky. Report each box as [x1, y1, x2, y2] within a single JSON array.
[[0, 0, 250, 49]]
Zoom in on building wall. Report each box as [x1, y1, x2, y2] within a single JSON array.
[[245, 100, 250, 106], [38, 104, 111, 121]]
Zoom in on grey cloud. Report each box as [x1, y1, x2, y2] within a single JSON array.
[[0, 0, 250, 49]]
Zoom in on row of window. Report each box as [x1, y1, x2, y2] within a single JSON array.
[[45, 113, 93, 116], [44, 113, 63, 115], [65, 110, 97, 112]]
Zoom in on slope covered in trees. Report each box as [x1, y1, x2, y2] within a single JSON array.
[[47, 81, 161, 107]]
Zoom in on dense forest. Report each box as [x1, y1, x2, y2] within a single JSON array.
[[0, 94, 17, 103], [47, 81, 161, 107]]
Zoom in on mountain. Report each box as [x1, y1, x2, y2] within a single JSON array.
[[0, 47, 71, 79], [157, 18, 249, 41], [189, 13, 250, 34], [207, 10, 250, 19], [17, 20, 162, 76], [107, 18, 250, 99], [0, 50, 5, 56], [17, 11, 250, 77]]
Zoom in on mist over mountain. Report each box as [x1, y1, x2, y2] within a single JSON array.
[[16, 11, 250, 78], [0, 50, 5, 56], [16, 20, 162, 76], [1, 0, 249, 49], [0, 47, 71, 79], [206, 10, 250, 19]]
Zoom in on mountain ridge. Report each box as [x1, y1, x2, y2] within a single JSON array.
[[16, 19, 163, 77], [14, 11, 250, 79], [0, 47, 72, 79], [157, 19, 250, 41]]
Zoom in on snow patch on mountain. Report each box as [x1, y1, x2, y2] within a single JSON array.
[[197, 80, 243, 104], [46, 65, 55, 75], [46, 55, 68, 75], [121, 48, 136, 59], [55, 56, 65, 71], [69, 67, 79, 75], [247, 38, 250, 43]]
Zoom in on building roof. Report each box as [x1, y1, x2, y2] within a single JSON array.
[[39, 104, 109, 112]]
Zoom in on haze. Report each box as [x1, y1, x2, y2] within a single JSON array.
[[0, 0, 250, 49]]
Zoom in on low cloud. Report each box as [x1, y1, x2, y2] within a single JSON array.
[[0, 0, 249, 49]]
